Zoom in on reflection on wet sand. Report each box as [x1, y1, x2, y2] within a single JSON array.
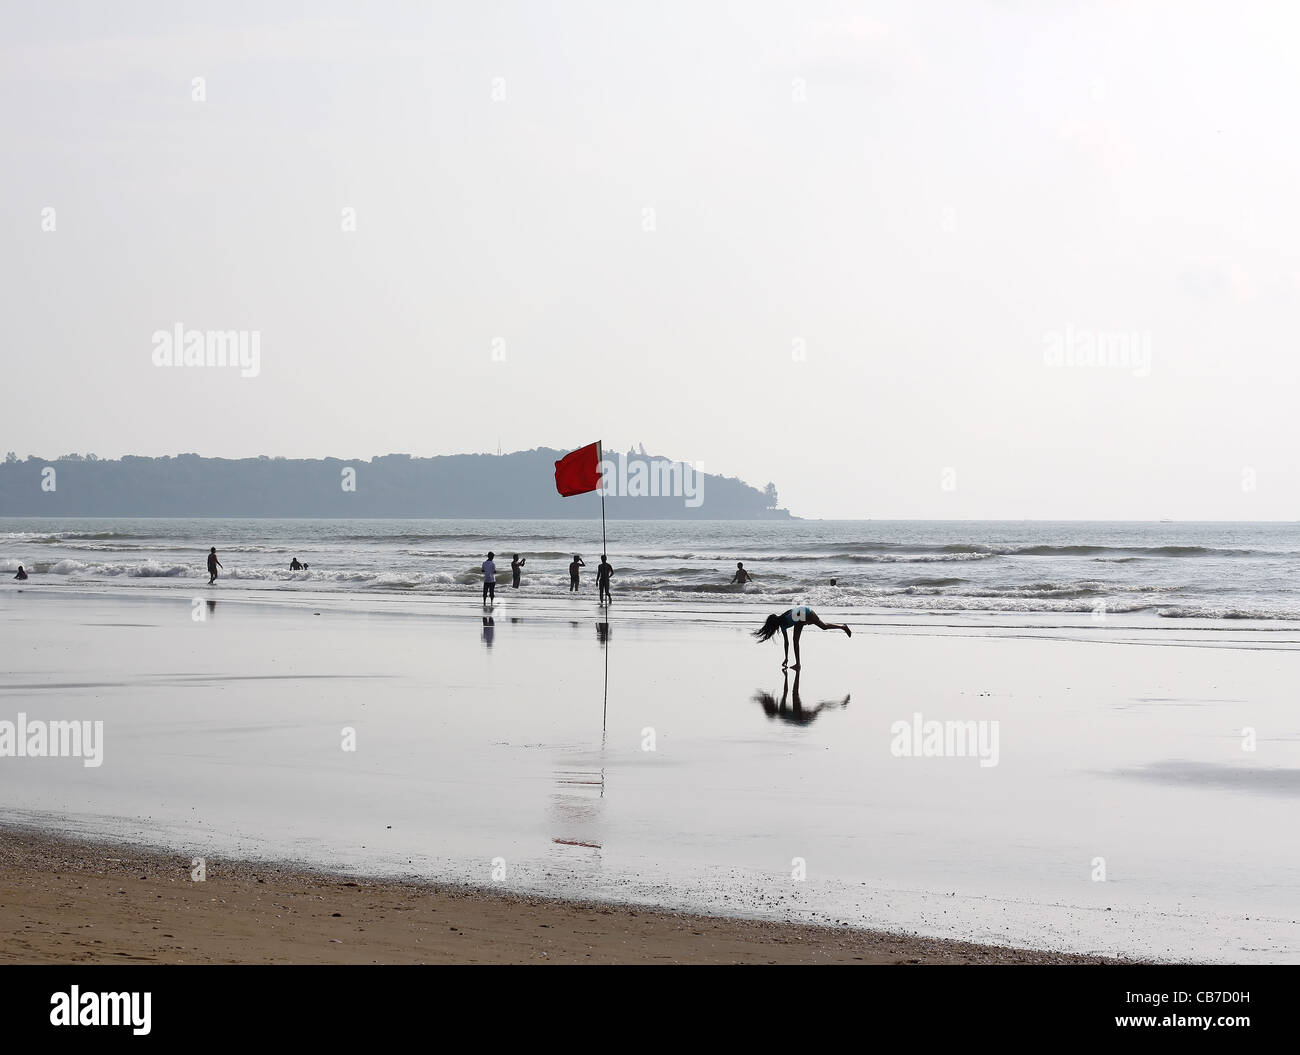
[[550, 758, 605, 855], [550, 620, 613, 856], [552, 747, 606, 854], [481, 616, 495, 648], [754, 669, 849, 726]]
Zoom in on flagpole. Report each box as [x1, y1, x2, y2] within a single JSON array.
[[598, 439, 607, 558]]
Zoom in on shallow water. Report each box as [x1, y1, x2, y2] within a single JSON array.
[[5, 516, 1300, 620], [3, 585, 1298, 962]]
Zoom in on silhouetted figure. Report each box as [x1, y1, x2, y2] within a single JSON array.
[[482, 616, 495, 647], [511, 554, 526, 588], [482, 551, 497, 604], [753, 606, 851, 670], [754, 669, 850, 726], [207, 547, 222, 585], [302, 563, 309, 570], [14, 565, 27, 580], [569, 554, 585, 592], [597, 555, 614, 604], [289, 557, 303, 571], [596, 621, 611, 644], [730, 562, 753, 585]]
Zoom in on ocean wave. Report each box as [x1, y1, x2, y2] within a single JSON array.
[[872, 595, 1157, 614], [406, 549, 573, 560], [846, 552, 997, 564], [338, 532, 565, 544], [22, 531, 157, 542], [1004, 544, 1256, 558], [48, 559, 190, 577], [813, 541, 1270, 559], [1156, 605, 1300, 620]]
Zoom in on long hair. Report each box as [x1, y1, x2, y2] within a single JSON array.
[[753, 613, 782, 643]]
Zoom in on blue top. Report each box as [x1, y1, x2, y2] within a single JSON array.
[[779, 606, 811, 629]]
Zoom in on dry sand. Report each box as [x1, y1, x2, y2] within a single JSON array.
[[0, 829, 1116, 965]]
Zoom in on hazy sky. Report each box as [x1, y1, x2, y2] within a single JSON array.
[[4, 1, 1298, 519]]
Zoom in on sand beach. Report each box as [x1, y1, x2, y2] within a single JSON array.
[[3, 583, 1297, 964]]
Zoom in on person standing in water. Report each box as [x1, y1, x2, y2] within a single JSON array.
[[730, 562, 754, 585], [289, 557, 303, 571], [511, 554, 526, 589], [14, 565, 27, 580], [569, 554, 585, 592], [596, 554, 614, 605], [207, 547, 223, 585], [482, 551, 497, 604], [753, 606, 850, 670]]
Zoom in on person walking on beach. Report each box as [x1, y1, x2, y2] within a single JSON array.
[[730, 562, 754, 585], [597, 554, 614, 605], [511, 554, 526, 589], [207, 547, 222, 585], [482, 551, 497, 604], [569, 554, 585, 592], [13, 565, 27, 580], [753, 606, 850, 670]]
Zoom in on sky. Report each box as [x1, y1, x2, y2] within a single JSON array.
[[3, 1, 1298, 519]]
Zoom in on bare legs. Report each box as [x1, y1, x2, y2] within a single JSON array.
[[779, 610, 851, 670], [805, 611, 851, 637]]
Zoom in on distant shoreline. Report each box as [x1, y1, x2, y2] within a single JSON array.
[[0, 449, 791, 520]]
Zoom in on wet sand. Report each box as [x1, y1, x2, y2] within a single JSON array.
[[3, 585, 1299, 963], [0, 828, 1113, 964]]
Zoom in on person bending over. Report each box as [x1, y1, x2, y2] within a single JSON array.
[[753, 606, 850, 670]]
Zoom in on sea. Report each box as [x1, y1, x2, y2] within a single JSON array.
[[3, 517, 1300, 621]]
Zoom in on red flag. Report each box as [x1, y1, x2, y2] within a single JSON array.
[[554, 442, 602, 497]]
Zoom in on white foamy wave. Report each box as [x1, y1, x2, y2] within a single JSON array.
[[873, 595, 1156, 614], [1156, 605, 1300, 621], [48, 558, 191, 577], [846, 552, 998, 564]]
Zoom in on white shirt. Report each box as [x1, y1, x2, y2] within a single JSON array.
[[482, 559, 496, 583]]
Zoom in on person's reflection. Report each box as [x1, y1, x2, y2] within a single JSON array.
[[754, 668, 848, 726], [596, 621, 611, 644], [481, 615, 495, 648], [206, 599, 216, 617]]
